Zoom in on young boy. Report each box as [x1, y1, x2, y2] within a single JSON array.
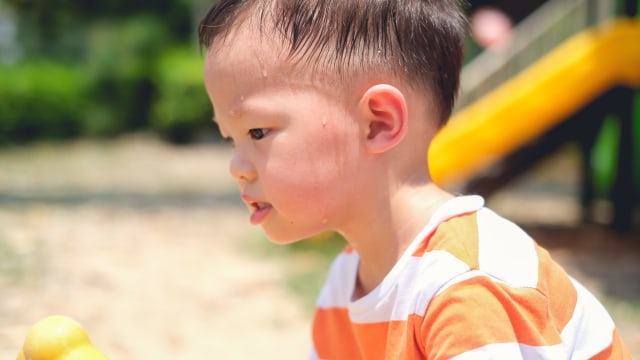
[[198, 0, 630, 358]]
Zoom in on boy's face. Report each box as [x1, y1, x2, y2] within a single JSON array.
[[204, 24, 366, 244]]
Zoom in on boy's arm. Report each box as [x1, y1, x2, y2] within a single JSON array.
[[419, 275, 628, 359], [420, 275, 556, 359]]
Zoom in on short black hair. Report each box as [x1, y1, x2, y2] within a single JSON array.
[[199, 0, 468, 125]]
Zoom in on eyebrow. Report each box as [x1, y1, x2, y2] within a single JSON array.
[[212, 98, 287, 133]]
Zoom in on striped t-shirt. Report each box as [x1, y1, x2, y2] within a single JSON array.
[[311, 196, 630, 359]]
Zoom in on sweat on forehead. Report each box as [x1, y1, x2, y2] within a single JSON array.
[[198, 0, 467, 124]]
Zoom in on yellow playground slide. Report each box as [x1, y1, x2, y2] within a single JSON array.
[[428, 19, 640, 187]]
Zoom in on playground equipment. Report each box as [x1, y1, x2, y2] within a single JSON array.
[[429, 0, 640, 232], [16, 315, 108, 360]]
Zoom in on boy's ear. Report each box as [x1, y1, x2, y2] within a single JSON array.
[[359, 84, 408, 154]]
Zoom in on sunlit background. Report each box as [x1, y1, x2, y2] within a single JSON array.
[[1, 0, 639, 358]]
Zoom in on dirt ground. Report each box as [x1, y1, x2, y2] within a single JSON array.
[[1, 135, 639, 359]]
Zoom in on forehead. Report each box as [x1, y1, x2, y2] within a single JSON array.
[[202, 19, 288, 117], [205, 17, 281, 77], [203, 18, 353, 107], [202, 13, 368, 124]]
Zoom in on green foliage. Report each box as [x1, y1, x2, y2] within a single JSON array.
[[0, 61, 87, 144], [591, 116, 620, 198], [151, 47, 213, 144], [0, 0, 204, 143], [5, 0, 192, 59], [0, 16, 215, 145], [82, 15, 170, 136]]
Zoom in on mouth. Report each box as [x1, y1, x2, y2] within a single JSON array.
[[248, 201, 272, 225], [251, 201, 271, 211], [242, 195, 272, 225]]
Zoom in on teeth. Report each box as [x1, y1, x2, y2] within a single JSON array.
[[254, 202, 268, 210]]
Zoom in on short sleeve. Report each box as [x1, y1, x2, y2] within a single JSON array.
[[419, 275, 566, 359]]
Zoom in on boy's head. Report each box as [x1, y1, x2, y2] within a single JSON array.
[[199, 0, 468, 243], [199, 0, 468, 125]]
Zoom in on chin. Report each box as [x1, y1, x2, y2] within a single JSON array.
[[263, 227, 325, 245], [265, 236, 306, 245]]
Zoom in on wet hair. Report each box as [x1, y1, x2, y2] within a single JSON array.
[[198, 0, 468, 125]]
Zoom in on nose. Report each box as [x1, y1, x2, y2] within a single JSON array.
[[229, 148, 257, 182]]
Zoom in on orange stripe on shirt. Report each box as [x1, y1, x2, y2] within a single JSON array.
[[420, 275, 563, 359], [313, 307, 428, 359], [534, 243, 578, 334], [351, 320, 420, 359], [312, 308, 362, 359]]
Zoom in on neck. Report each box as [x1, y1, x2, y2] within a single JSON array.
[[339, 181, 453, 300]]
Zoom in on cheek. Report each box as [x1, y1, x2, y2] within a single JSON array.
[[265, 128, 359, 195]]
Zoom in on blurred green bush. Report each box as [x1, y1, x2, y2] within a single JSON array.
[[0, 61, 88, 144], [83, 15, 168, 137], [151, 47, 212, 144], [0, 14, 213, 145], [82, 16, 171, 136]]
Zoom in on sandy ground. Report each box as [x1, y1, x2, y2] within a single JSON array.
[[1, 135, 639, 358]]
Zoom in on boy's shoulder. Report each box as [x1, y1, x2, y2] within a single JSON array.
[[422, 206, 541, 289]]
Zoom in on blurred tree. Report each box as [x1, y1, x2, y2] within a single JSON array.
[[0, 0, 215, 142], [3, 0, 193, 59], [82, 15, 170, 135]]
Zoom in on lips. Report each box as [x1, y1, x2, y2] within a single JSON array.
[[241, 194, 272, 225]]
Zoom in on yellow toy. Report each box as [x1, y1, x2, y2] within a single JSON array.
[[16, 315, 108, 360]]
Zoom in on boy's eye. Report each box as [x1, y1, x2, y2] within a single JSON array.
[[248, 128, 268, 140]]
